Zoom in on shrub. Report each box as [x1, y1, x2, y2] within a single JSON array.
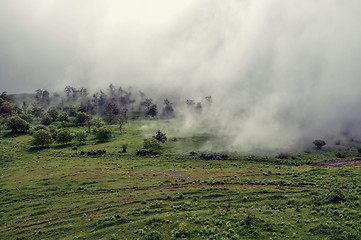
[[6, 116, 30, 133], [75, 131, 87, 143], [143, 138, 160, 150], [276, 152, 289, 159], [58, 112, 69, 123], [48, 124, 58, 138], [199, 152, 229, 160], [327, 189, 345, 203], [74, 112, 87, 125], [41, 113, 52, 126], [93, 118, 105, 128], [31, 129, 53, 147], [95, 126, 112, 141], [153, 130, 167, 143], [80, 150, 106, 156], [313, 139, 326, 149], [56, 128, 74, 145], [34, 125, 49, 132], [121, 144, 128, 153], [335, 152, 346, 158], [136, 149, 158, 156]]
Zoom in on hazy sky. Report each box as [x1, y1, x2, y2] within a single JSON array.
[[1, 0, 361, 151]]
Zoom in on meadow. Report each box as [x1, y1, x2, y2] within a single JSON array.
[[1, 120, 360, 240]]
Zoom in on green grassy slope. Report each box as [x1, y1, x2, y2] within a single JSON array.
[[0, 121, 360, 239]]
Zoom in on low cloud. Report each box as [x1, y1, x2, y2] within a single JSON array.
[[1, 0, 361, 152]]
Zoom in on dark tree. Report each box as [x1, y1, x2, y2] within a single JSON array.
[[153, 130, 167, 143], [186, 99, 195, 107], [75, 131, 87, 143], [6, 116, 30, 133], [58, 112, 69, 123], [195, 102, 202, 113], [162, 99, 174, 118], [118, 114, 126, 133], [119, 107, 128, 120], [56, 128, 74, 145], [74, 112, 87, 125], [95, 126, 112, 141], [84, 114, 92, 133], [31, 129, 53, 147], [142, 98, 153, 110], [147, 104, 158, 117], [0, 101, 14, 115], [41, 114, 52, 126], [47, 107, 59, 122], [313, 139, 326, 149], [205, 96, 212, 104], [31, 106, 45, 118]]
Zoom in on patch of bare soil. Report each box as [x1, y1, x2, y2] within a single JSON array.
[[313, 158, 361, 168]]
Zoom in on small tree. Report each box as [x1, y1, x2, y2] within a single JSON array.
[[84, 114, 92, 133], [95, 126, 112, 141], [6, 116, 30, 133], [74, 112, 87, 126], [147, 104, 158, 117], [162, 99, 174, 118], [47, 107, 59, 122], [143, 138, 160, 150], [94, 118, 105, 128], [313, 139, 326, 150], [121, 144, 128, 153], [153, 130, 167, 143], [117, 114, 125, 133], [58, 112, 69, 124], [31, 129, 53, 147], [41, 113, 52, 126], [75, 131, 87, 143], [56, 128, 74, 145]]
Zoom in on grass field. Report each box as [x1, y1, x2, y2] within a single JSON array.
[[1, 120, 360, 239]]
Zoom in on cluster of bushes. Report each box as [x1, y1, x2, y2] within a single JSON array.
[[189, 151, 229, 160], [30, 120, 112, 148]]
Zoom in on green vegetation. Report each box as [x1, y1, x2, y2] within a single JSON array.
[[1, 120, 361, 240], [0, 88, 360, 239]]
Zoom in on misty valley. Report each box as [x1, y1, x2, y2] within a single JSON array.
[[0, 87, 360, 240]]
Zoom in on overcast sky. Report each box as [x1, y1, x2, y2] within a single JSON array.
[[1, 0, 361, 151]]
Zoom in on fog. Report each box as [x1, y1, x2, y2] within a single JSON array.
[[1, 0, 361, 152]]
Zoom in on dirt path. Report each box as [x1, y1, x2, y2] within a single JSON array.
[[313, 158, 361, 168]]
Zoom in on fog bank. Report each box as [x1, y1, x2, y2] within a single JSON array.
[[1, 0, 361, 152]]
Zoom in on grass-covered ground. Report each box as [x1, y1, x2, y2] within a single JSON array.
[[0, 120, 360, 239]]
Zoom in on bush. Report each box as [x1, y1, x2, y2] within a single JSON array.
[[143, 138, 160, 150], [136, 149, 159, 156], [95, 126, 112, 141], [34, 125, 49, 132], [313, 139, 326, 149], [74, 112, 87, 125], [75, 131, 87, 143], [199, 152, 229, 160], [48, 124, 58, 138], [6, 116, 30, 133], [276, 152, 289, 159], [31, 129, 53, 147], [121, 144, 128, 153], [153, 130, 167, 143], [56, 128, 74, 145], [327, 189, 345, 203], [335, 152, 346, 158], [41, 113, 52, 126]]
